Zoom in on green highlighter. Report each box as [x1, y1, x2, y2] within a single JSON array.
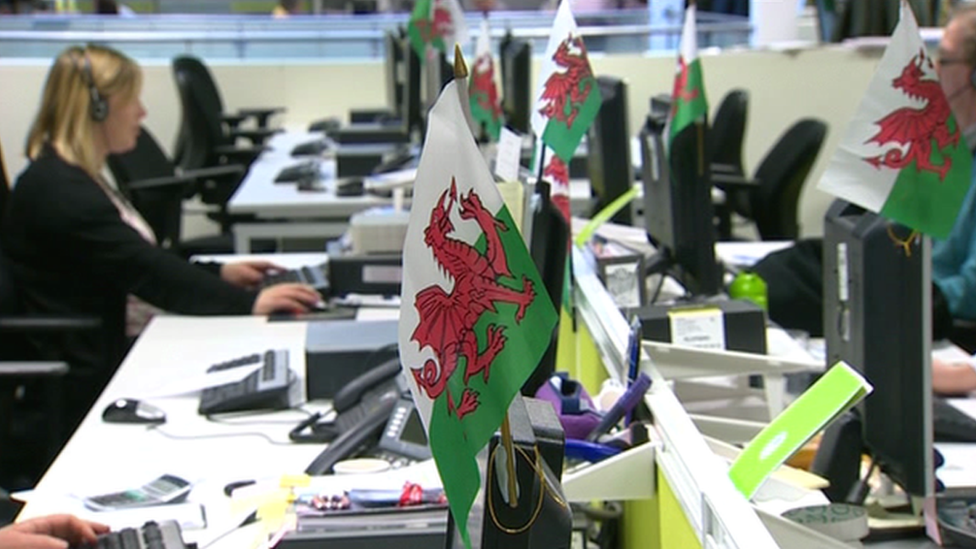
[[728, 361, 873, 500]]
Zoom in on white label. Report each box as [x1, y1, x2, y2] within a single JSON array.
[[837, 242, 849, 303], [668, 308, 726, 350], [362, 265, 402, 284], [494, 127, 522, 183]]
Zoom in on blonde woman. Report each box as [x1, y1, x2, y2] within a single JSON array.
[[2, 44, 321, 432]]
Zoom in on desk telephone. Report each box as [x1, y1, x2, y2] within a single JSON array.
[[297, 358, 431, 475]]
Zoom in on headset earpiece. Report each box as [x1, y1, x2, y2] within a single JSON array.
[[80, 51, 108, 122]]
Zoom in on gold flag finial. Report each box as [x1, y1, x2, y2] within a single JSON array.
[[454, 43, 468, 79]]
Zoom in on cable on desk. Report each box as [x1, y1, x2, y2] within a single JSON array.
[[199, 511, 258, 549], [203, 406, 317, 426], [147, 425, 295, 446]]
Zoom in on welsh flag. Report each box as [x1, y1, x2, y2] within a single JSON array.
[[818, 0, 971, 239], [530, 0, 601, 161], [398, 80, 558, 548], [470, 19, 503, 141], [668, 3, 708, 147], [407, 0, 469, 62], [532, 141, 572, 223]]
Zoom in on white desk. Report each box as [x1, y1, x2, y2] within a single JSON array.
[[227, 132, 392, 253], [16, 316, 330, 548]]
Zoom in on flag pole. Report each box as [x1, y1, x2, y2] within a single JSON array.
[[500, 415, 519, 508], [462, 41, 520, 510], [454, 44, 480, 140]]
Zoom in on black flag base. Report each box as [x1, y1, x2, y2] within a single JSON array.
[[445, 396, 572, 549]]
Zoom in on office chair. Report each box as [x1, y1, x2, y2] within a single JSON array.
[[107, 126, 276, 257], [0, 145, 100, 491], [709, 89, 749, 239], [724, 118, 828, 241], [171, 60, 274, 236], [170, 55, 283, 168]]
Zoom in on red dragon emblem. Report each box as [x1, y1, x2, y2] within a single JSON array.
[[415, 1, 453, 44], [538, 36, 595, 129], [542, 155, 571, 222], [410, 178, 537, 420], [472, 57, 502, 120], [863, 49, 958, 180], [670, 57, 700, 117]]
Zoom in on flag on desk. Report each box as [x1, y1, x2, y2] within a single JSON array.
[[667, 3, 708, 148], [398, 80, 558, 549], [470, 18, 503, 141], [818, 0, 971, 239], [407, 0, 469, 62], [530, 0, 601, 161]]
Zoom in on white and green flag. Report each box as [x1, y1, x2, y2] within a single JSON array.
[[470, 18, 503, 141], [398, 80, 558, 549], [530, 0, 601, 161], [407, 0, 469, 62], [818, 0, 971, 239], [667, 3, 708, 147]]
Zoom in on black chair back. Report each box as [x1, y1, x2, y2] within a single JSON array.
[[750, 118, 828, 240], [709, 89, 749, 178], [106, 126, 185, 249], [171, 55, 229, 168]]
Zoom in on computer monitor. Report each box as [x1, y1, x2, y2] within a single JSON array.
[[822, 200, 933, 502], [639, 103, 722, 297], [383, 29, 404, 117], [500, 35, 531, 135], [587, 76, 633, 226], [401, 36, 422, 136], [423, 49, 453, 118], [523, 180, 569, 396]]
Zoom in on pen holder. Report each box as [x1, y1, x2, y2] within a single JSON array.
[[534, 373, 602, 441]]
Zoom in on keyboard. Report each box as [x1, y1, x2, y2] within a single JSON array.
[[261, 263, 329, 294], [937, 496, 976, 548], [274, 161, 320, 183], [71, 520, 190, 549], [933, 396, 976, 443], [199, 349, 294, 415]]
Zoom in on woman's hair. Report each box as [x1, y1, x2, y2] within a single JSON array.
[[25, 44, 141, 178]]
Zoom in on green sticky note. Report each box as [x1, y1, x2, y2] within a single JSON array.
[[728, 361, 873, 499]]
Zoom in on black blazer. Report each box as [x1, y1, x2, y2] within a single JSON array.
[[1, 146, 257, 379]]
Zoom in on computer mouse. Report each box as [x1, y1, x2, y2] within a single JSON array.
[[102, 398, 166, 424], [335, 178, 364, 197]]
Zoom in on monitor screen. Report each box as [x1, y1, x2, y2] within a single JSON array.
[[823, 200, 933, 500], [523, 180, 568, 395], [639, 106, 721, 297], [500, 36, 531, 135], [587, 76, 633, 226], [383, 30, 404, 116], [401, 36, 422, 136], [423, 49, 453, 118]]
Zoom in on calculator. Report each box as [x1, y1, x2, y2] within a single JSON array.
[[83, 474, 192, 511]]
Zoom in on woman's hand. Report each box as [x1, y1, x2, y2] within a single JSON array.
[[221, 260, 284, 289], [933, 357, 976, 395], [253, 283, 323, 315], [0, 514, 109, 549]]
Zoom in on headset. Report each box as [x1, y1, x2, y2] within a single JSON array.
[[77, 47, 108, 122]]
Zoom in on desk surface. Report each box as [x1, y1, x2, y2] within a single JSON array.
[[17, 316, 330, 547], [228, 131, 390, 219]]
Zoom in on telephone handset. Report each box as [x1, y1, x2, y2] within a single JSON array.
[[298, 357, 419, 475]]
